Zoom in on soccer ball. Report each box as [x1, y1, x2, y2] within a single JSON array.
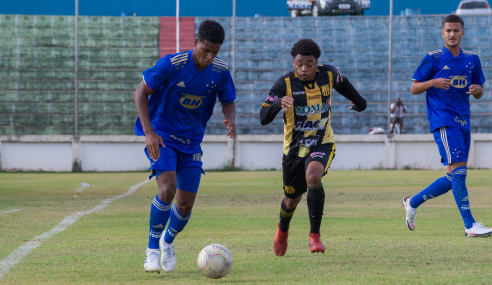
[[197, 244, 233, 279]]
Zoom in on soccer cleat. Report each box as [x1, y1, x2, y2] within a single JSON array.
[[465, 222, 492, 237], [309, 233, 325, 253], [159, 236, 177, 272], [144, 248, 161, 273], [273, 223, 288, 256], [403, 196, 417, 231]]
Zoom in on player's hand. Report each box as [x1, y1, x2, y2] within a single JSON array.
[[144, 130, 165, 161], [348, 101, 364, 112], [432, 78, 451, 90], [280, 97, 294, 111], [467, 84, 482, 95], [223, 119, 236, 139]]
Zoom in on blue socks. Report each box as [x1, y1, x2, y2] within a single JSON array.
[[411, 174, 452, 208], [451, 166, 475, 229], [163, 204, 191, 244], [148, 195, 171, 249]]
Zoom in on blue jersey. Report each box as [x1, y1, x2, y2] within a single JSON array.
[[134, 50, 236, 154], [413, 47, 485, 132]]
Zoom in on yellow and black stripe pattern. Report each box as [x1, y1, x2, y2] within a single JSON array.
[[278, 65, 343, 157]]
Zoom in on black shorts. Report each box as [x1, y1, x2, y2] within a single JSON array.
[[282, 143, 336, 199]]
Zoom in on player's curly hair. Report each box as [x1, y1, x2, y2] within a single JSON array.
[[197, 20, 225, 44], [290, 38, 321, 59]]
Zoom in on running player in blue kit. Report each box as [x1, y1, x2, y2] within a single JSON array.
[[134, 20, 236, 272], [403, 15, 492, 237]]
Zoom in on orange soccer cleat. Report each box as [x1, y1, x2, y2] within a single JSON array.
[[309, 233, 325, 253], [273, 223, 289, 256]]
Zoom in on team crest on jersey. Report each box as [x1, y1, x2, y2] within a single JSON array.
[[180, 94, 205, 109], [450, 76, 468, 88], [320, 84, 331, 96]]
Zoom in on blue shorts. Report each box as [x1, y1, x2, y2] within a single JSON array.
[[433, 126, 470, 166], [144, 145, 204, 193]]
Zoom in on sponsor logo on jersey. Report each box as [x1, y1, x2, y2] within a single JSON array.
[[266, 95, 278, 102], [450, 76, 468, 88], [293, 91, 306, 95], [320, 84, 331, 96], [295, 102, 330, 116], [180, 94, 205, 109], [170, 134, 191, 144], [308, 95, 321, 100], [443, 65, 450, 70], [294, 118, 329, 131], [454, 116, 467, 127], [461, 204, 470, 211], [284, 185, 295, 194], [310, 152, 326, 158], [177, 81, 185, 87], [461, 196, 469, 202], [295, 135, 320, 148]]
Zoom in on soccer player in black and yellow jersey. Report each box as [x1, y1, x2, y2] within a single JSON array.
[[260, 39, 367, 256]]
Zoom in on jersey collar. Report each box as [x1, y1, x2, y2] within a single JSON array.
[[442, 46, 463, 59]]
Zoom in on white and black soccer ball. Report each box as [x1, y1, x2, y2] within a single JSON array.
[[197, 244, 233, 279]]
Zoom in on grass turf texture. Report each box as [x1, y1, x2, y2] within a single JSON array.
[[1, 170, 492, 284]]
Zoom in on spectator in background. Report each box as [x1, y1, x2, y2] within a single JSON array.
[[390, 98, 406, 134]]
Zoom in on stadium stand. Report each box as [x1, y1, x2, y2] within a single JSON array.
[[200, 15, 492, 135], [0, 14, 160, 135], [1, 15, 491, 136]]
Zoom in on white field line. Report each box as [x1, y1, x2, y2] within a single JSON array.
[[75, 187, 87, 193], [0, 209, 21, 214], [0, 179, 150, 279]]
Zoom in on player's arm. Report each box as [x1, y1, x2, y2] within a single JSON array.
[[410, 79, 450, 94], [221, 102, 236, 139], [410, 53, 450, 95], [260, 77, 289, 125], [134, 81, 165, 161], [218, 70, 237, 138], [333, 76, 367, 112], [134, 57, 169, 161], [469, 56, 486, 100]]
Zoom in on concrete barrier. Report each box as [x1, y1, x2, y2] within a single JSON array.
[[2, 134, 492, 171]]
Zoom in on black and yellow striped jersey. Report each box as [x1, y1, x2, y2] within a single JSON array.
[[260, 65, 345, 157]]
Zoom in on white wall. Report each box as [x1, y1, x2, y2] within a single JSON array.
[[2, 142, 72, 171], [81, 143, 150, 172], [2, 134, 492, 172]]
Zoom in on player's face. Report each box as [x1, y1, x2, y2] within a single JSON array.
[[293, 55, 318, 82], [193, 39, 222, 69], [441, 22, 464, 48]]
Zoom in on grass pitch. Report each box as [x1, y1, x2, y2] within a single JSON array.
[[1, 170, 492, 284]]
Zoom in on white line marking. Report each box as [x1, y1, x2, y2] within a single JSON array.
[[0, 209, 21, 214], [0, 179, 150, 279], [76, 187, 87, 193]]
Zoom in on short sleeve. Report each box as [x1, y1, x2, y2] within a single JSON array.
[[473, 56, 486, 86], [142, 56, 171, 91], [413, 54, 434, 82], [218, 70, 236, 104], [263, 77, 287, 107]]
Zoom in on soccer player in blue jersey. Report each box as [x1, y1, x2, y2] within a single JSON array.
[[403, 15, 492, 237], [134, 20, 236, 273]]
